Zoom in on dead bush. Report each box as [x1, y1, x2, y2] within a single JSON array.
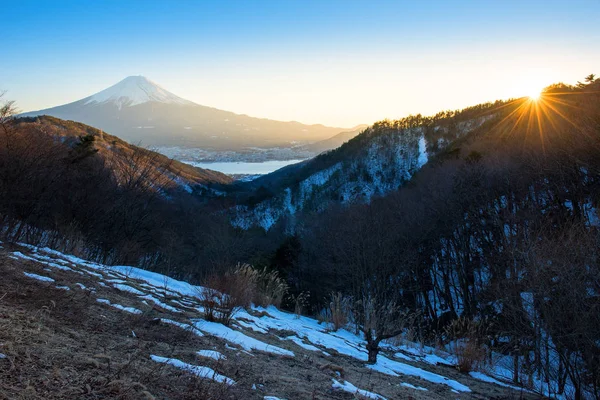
[[199, 266, 254, 326], [445, 318, 487, 373], [198, 287, 222, 323], [250, 267, 288, 308], [328, 292, 350, 331], [291, 291, 310, 318], [197, 263, 289, 325], [454, 339, 487, 373]]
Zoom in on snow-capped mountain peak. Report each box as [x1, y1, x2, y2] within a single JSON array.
[[84, 76, 194, 108]]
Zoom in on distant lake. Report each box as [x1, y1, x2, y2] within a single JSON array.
[[184, 159, 306, 175]]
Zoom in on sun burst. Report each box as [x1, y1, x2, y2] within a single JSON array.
[[528, 89, 542, 101]]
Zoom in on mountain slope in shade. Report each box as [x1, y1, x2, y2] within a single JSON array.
[[21, 76, 349, 150], [230, 105, 500, 230], [1, 242, 537, 399]]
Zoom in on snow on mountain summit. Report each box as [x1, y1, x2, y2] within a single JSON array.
[[84, 76, 194, 108]]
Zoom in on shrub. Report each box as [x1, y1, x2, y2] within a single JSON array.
[[198, 263, 289, 325], [199, 266, 255, 326], [316, 308, 330, 325], [445, 318, 487, 373], [291, 291, 310, 318], [453, 339, 487, 373], [198, 285, 229, 325], [328, 292, 350, 331]]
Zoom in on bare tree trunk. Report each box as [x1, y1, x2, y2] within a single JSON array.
[[513, 352, 519, 384], [366, 340, 380, 364]]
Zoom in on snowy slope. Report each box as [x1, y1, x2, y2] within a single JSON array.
[[83, 76, 194, 109], [3, 241, 542, 399], [233, 116, 494, 230]]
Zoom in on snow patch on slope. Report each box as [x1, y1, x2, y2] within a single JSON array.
[[150, 355, 235, 385], [23, 271, 55, 282], [195, 320, 294, 357], [332, 379, 387, 399]]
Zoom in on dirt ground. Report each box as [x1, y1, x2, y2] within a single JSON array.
[[0, 245, 542, 400]]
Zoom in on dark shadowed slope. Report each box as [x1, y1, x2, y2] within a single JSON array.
[[13, 115, 234, 186]]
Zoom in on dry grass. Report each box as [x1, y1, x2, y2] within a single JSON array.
[[454, 339, 487, 373], [241, 264, 288, 309], [292, 291, 310, 319], [199, 265, 259, 326], [328, 292, 350, 331], [0, 246, 543, 400], [444, 318, 488, 373], [0, 254, 236, 400], [200, 264, 288, 324]]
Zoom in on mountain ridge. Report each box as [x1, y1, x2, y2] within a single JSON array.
[[20, 77, 352, 150], [229, 103, 502, 230]]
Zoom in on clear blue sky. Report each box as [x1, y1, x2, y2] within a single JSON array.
[[3, 0, 599, 127]]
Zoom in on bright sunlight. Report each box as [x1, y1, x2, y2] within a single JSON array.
[[529, 88, 542, 101]]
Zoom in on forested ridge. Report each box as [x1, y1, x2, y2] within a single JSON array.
[[291, 77, 600, 397]]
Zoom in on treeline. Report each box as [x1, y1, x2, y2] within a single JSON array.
[[275, 79, 600, 397]]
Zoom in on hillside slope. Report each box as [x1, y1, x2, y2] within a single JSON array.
[[231, 103, 500, 230], [0, 241, 539, 399], [287, 81, 600, 399], [0, 115, 238, 269], [13, 115, 234, 188]]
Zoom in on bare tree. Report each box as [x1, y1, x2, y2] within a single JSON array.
[[325, 203, 414, 363], [0, 91, 18, 149]]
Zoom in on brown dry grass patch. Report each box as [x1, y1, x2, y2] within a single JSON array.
[[0, 254, 237, 399]]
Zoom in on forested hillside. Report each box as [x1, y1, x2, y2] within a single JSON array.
[[13, 116, 233, 186], [286, 78, 600, 398], [2, 76, 599, 398], [0, 112, 242, 270], [230, 100, 506, 229]]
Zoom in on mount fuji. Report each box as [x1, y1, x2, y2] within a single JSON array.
[[21, 76, 349, 151], [82, 75, 194, 109]]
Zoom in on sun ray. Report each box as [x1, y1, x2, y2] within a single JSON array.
[[486, 98, 528, 115], [535, 96, 599, 144], [504, 102, 531, 140], [533, 101, 546, 153], [538, 101, 560, 134], [525, 100, 538, 141], [543, 95, 581, 110], [543, 90, 600, 96], [493, 100, 530, 138], [485, 90, 589, 152], [492, 99, 528, 128], [540, 100, 582, 131]]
